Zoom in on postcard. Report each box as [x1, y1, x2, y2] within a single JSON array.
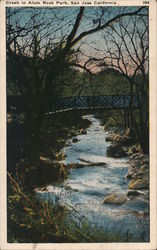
[[0, 0, 156, 249]]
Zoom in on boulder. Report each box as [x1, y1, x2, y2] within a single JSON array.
[[106, 143, 127, 158], [80, 129, 87, 135], [105, 133, 121, 142], [129, 153, 139, 161], [126, 166, 137, 179], [138, 153, 145, 160], [103, 193, 127, 205], [119, 136, 133, 146], [135, 167, 148, 177], [105, 135, 113, 142], [140, 164, 149, 171], [127, 190, 140, 197], [128, 178, 149, 190], [72, 138, 79, 143], [81, 130, 87, 135], [142, 154, 149, 164], [130, 159, 141, 169], [127, 145, 142, 155], [111, 133, 120, 142], [131, 164, 149, 180]]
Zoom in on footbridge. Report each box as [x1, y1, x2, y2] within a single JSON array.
[[48, 95, 140, 113], [7, 95, 140, 114]]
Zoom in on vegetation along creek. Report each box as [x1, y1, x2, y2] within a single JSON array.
[[36, 115, 149, 242]]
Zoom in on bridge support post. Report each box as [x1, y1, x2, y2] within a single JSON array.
[[124, 110, 127, 128], [129, 108, 133, 134], [73, 96, 77, 110], [127, 109, 130, 129], [124, 109, 130, 129]]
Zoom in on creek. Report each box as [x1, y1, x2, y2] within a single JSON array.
[[36, 115, 149, 241]]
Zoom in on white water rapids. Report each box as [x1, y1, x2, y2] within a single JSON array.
[[36, 115, 149, 241]]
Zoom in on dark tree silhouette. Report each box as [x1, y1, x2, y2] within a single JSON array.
[[7, 6, 146, 158], [84, 8, 148, 151]]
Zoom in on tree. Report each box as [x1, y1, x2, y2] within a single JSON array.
[[7, 6, 146, 158], [85, 7, 148, 152]]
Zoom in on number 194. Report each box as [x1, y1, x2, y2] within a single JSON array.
[[143, 1, 149, 4]]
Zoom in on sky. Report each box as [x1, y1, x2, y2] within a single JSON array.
[[7, 6, 149, 74]]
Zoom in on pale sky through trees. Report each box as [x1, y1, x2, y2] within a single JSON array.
[[7, 6, 148, 73]]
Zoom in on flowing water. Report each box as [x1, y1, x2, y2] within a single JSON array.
[[36, 115, 149, 241]]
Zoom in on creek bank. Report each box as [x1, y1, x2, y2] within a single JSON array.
[[31, 118, 91, 188], [8, 111, 91, 190], [105, 129, 149, 197], [36, 115, 149, 241]]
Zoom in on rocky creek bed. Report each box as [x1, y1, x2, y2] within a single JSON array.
[[35, 115, 149, 242]]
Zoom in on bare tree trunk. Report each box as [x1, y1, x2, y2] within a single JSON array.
[[129, 80, 134, 133], [24, 94, 44, 160], [134, 80, 149, 153]]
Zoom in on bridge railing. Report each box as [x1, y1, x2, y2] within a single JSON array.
[[52, 95, 140, 112], [7, 95, 140, 114]]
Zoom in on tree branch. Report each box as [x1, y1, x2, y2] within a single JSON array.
[[70, 7, 145, 47]]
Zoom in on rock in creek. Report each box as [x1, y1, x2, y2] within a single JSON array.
[[80, 128, 87, 135], [127, 190, 140, 197], [128, 178, 149, 190], [126, 165, 137, 179], [103, 193, 127, 205], [130, 159, 142, 169], [142, 154, 149, 164], [127, 190, 149, 202], [126, 151, 149, 185], [140, 164, 149, 171], [132, 167, 149, 180], [127, 144, 142, 155], [72, 138, 79, 143], [106, 143, 127, 158]]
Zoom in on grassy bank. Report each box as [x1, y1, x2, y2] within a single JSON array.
[[8, 173, 135, 243], [7, 111, 96, 243]]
